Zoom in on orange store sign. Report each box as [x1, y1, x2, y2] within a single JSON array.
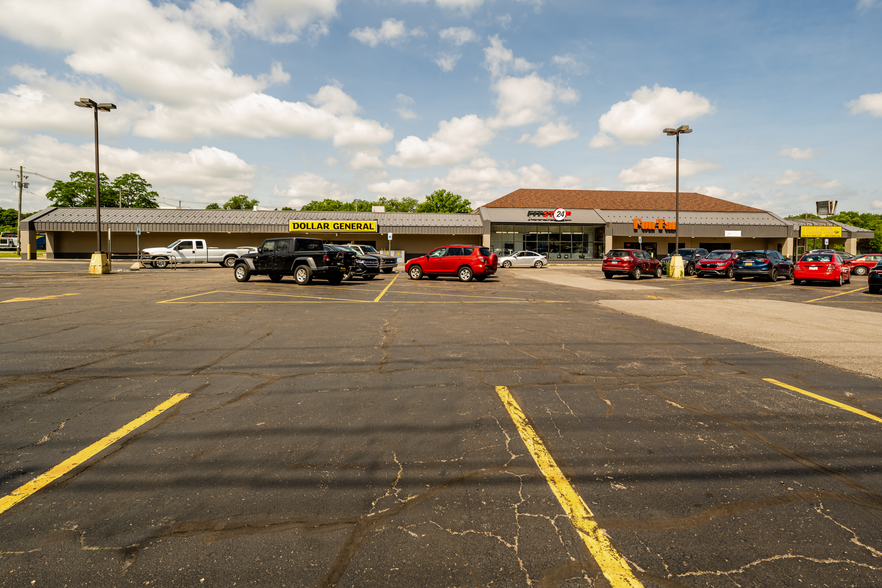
[[633, 218, 676, 232]]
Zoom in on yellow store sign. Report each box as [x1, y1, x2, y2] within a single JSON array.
[[800, 226, 841, 239], [289, 220, 378, 233]]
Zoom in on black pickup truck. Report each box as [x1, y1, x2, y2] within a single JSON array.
[[232, 237, 351, 284]]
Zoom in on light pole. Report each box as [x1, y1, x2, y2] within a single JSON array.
[[663, 125, 692, 253], [75, 98, 116, 274]]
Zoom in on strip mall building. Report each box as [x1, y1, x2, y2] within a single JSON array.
[[19, 189, 871, 260]]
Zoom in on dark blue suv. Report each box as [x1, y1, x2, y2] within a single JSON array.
[[732, 250, 794, 281]]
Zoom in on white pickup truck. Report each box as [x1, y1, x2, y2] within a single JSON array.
[[141, 239, 257, 269]]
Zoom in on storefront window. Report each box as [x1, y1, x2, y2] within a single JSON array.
[[490, 223, 603, 258]]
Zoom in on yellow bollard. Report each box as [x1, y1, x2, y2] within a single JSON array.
[[668, 254, 685, 278], [88, 253, 110, 275]]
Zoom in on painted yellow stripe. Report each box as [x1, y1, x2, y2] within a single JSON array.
[[723, 282, 793, 293], [373, 272, 399, 302], [160, 300, 569, 305], [1, 293, 80, 304], [494, 386, 642, 587], [803, 287, 866, 303], [764, 379, 882, 424], [0, 393, 190, 515]]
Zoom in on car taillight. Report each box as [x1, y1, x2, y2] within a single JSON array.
[[323, 254, 330, 262], [825, 265, 834, 273]]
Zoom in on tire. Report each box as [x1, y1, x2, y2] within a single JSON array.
[[458, 266, 474, 282], [502, 260, 512, 268], [726, 265, 734, 279], [327, 272, 344, 285], [604, 272, 613, 279], [787, 267, 794, 280], [631, 266, 641, 280], [534, 260, 543, 268], [294, 265, 312, 285], [233, 263, 250, 282], [767, 269, 778, 282], [793, 279, 802, 285], [363, 274, 376, 280], [854, 266, 869, 276], [655, 266, 663, 279], [836, 273, 843, 287], [269, 273, 283, 282], [408, 265, 423, 280], [474, 275, 487, 282], [153, 257, 169, 269], [223, 256, 237, 268], [686, 263, 695, 276]]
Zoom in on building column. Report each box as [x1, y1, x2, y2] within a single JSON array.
[[604, 233, 613, 254], [781, 237, 794, 258], [845, 237, 857, 255]]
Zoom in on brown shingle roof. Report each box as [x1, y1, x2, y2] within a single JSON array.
[[482, 189, 765, 213]]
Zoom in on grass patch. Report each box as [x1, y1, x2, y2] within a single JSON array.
[[0, 250, 46, 258]]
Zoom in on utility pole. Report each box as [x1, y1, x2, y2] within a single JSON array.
[[17, 166, 23, 256]]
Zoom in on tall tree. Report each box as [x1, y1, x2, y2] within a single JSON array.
[[415, 189, 472, 213], [205, 203, 221, 210], [223, 195, 259, 210], [300, 199, 347, 211], [111, 173, 159, 208], [45, 171, 159, 208], [377, 197, 418, 212]]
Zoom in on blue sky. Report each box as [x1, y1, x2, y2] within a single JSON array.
[[1, 0, 881, 215]]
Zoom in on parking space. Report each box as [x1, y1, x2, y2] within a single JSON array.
[[2, 260, 882, 587]]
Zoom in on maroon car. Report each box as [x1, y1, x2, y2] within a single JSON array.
[[695, 249, 742, 278], [602, 249, 663, 280], [405, 245, 498, 282]]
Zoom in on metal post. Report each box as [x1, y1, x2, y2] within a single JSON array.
[[675, 133, 679, 253], [16, 165, 22, 256], [93, 105, 102, 253]]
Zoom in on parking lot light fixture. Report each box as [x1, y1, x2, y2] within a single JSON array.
[[663, 125, 692, 278], [76, 98, 116, 274]]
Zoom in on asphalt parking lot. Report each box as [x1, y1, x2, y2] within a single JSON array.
[[2, 260, 881, 587]]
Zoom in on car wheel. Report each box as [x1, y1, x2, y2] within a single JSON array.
[[604, 272, 613, 279], [233, 263, 250, 282], [686, 263, 695, 276], [327, 272, 344, 285], [768, 269, 778, 282], [269, 273, 283, 282], [655, 266, 663, 279], [153, 257, 168, 269], [845, 273, 851, 284], [294, 265, 312, 285], [474, 275, 487, 282], [787, 267, 794, 280], [502, 260, 512, 268], [409, 265, 423, 280], [836, 273, 843, 287], [362, 274, 375, 280], [223, 256, 237, 268], [534, 260, 543, 268], [726, 265, 734, 279], [631, 266, 641, 280], [459, 266, 474, 282], [855, 266, 868, 276]]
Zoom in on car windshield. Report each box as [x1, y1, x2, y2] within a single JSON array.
[[607, 250, 632, 258], [705, 251, 732, 259], [676, 249, 697, 256], [801, 254, 833, 263], [737, 251, 764, 259], [360, 245, 379, 253], [166, 240, 182, 248], [479, 247, 492, 256]]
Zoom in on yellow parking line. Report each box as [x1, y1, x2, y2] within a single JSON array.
[[803, 287, 866, 303], [1, 293, 80, 304], [373, 272, 399, 302], [723, 281, 793, 293], [764, 379, 882, 424], [494, 386, 642, 588], [0, 393, 190, 516]]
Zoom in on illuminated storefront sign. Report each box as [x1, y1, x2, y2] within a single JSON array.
[[527, 208, 572, 221], [799, 226, 841, 239], [632, 218, 676, 232], [289, 220, 378, 233]]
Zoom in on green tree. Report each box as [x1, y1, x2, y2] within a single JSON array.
[[415, 189, 472, 213], [786, 212, 822, 220], [300, 199, 347, 211], [377, 197, 418, 212], [205, 203, 221, 210], [223, 195, 259, 210], [46, 171, 114, 207], [111, 173, 159, 208], [831, 211, 882, 252], [281, 206, 294, 211]]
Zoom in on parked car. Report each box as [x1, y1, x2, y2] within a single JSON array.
[[344, 244, 398, 273], [498, 251, 547, 268], [233, 237, 350, 284], [845, 253, 882, 276], [324, 244, 380, 280], [143, 239, 256, 268], [695, 250, 742, 278], [660, 248, 709, 276], [793, 252, 851, 286], [602, 249, 663, 280], [405, 245, 498, 282], [869, 261, 882, 294], [809, 249, 856, 262], [732, 250, 794, 281]]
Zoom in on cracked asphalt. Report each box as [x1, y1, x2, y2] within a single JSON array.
[[1, 260, 881, 587]]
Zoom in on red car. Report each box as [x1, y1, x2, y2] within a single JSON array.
[[406, 245, 498, 282], [793, 252, 851, 286], [602, 249, 663, 280], [846, 253, 882, 276], [695, 249, 742, 278]]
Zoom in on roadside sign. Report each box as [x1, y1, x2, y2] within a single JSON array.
[[387, 232, 393, 241], [136, 227, 141, 236], [824, 238, 829, 246], [638, 235, 642, 244]]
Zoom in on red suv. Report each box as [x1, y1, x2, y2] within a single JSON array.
[[695, 249, 742, 278], [602, 249, 663, 280], [406, 245, 498, 282]]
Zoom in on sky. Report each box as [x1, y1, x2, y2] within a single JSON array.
[[1, 0, 881, 215]]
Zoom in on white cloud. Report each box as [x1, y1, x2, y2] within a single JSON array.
[[552, 54, 585, 73], [519, 119, 579, 147], [435, 53, 461, 72], [857, 0, 879, 11], [872, 200, 882, 210], [483, 35, 537, 78], [846, 92, 882, 117], [439, 26, 477, 45], [182, 0, 339, 43], [388, 115, 495, 168], [396, 94, 418, 119], [273, 172, 352, 208], [435, 0, 484, 12], [348, 151, 385, 170], [778, 146, 821, 160], [618, 157, 722, 184], [434, 159, 582, 207], [591, 84, 715, 148], [350, 18, 424, 48], [366, 178, 425, 198], [774, 169, 843, 188], [489, 73, 578, 128]]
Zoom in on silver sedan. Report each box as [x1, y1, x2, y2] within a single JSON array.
[[498, 251, 547, 268]]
